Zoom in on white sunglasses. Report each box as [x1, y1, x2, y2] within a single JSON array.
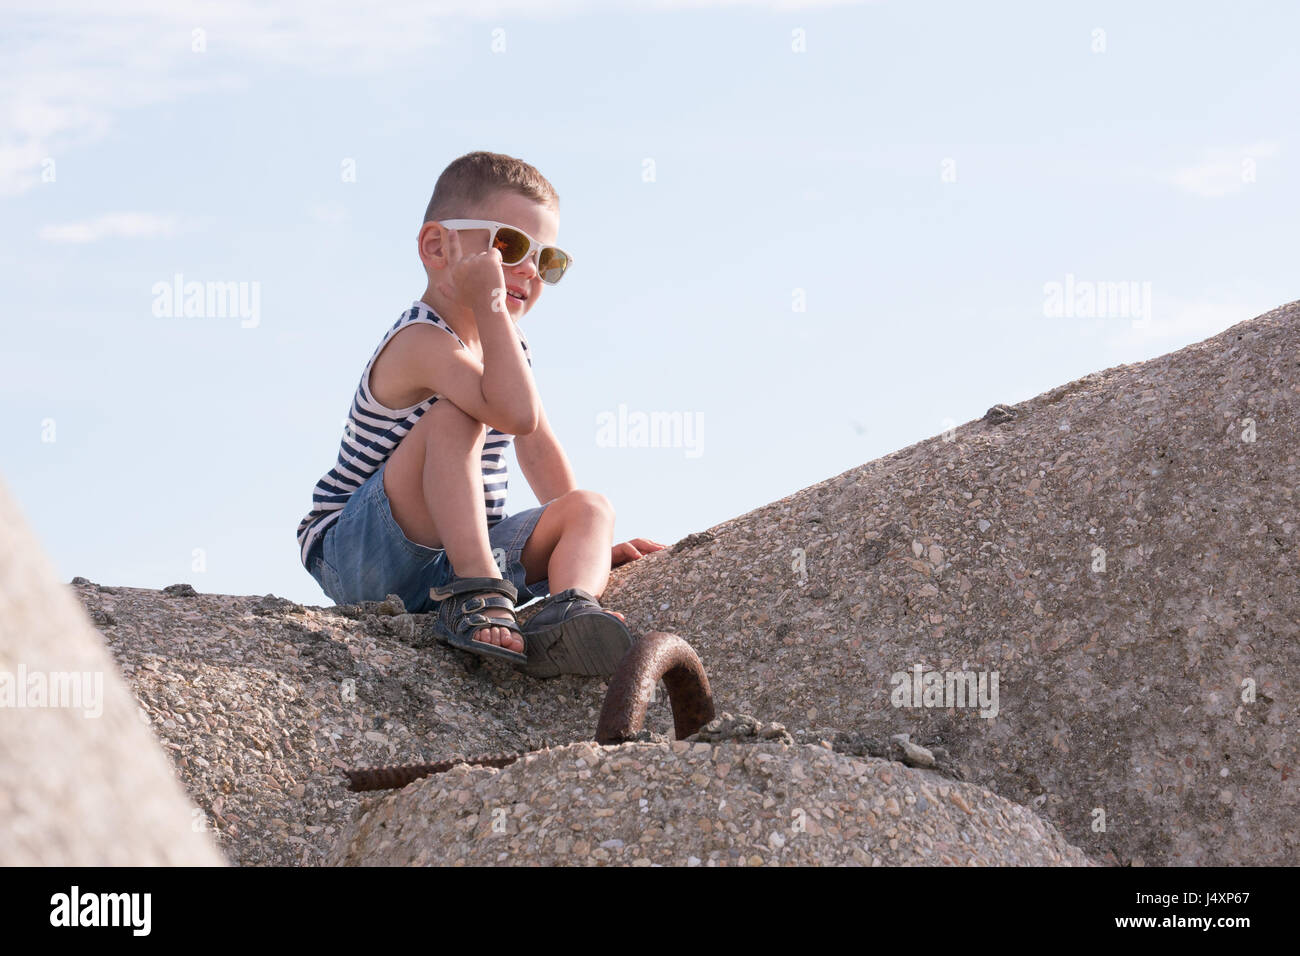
[[438, 219, 573, 285]]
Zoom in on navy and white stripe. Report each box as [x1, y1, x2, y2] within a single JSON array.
[[296, 299, 531, 568]]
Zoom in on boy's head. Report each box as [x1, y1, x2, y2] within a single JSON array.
[[419, 151, 561, 319]]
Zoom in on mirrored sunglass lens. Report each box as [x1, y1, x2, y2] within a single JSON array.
[[538, 248, 569, 284], [492, 227, 531, 264]]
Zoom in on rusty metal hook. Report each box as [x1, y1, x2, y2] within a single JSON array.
[[342, 631, 716, 792], [596, 631, 715, 744]]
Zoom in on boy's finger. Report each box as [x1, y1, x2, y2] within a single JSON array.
[[613, 543, 644, 564]]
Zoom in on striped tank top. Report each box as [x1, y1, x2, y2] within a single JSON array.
[[296, 299, 532, 568]]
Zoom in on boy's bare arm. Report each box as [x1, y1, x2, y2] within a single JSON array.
[[438, 231, 539, 434], [515, 403, 577, 503], [476, 304, 540, 435], [394, 229, 541, 434], [385, 320, 538, 436]]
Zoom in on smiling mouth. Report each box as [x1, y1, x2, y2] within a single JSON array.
[[507, 290, 527, 302]]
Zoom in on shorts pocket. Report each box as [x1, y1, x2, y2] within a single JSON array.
[[311, 555, 347, 604], [374, 476, 446, 562]]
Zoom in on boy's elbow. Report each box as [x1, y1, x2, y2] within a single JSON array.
[[492, 401, 538, 436], [509, 407, 540, 436], [479, 396, 538, 436]]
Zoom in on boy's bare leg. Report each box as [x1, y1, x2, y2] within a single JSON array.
[[383, 398, 521, 652], [520, 490, 625, 621]]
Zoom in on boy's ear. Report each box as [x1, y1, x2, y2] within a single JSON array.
[[417, 221, 446, 271]]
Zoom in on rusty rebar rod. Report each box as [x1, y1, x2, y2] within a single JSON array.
[[343, 752, 525, 792]]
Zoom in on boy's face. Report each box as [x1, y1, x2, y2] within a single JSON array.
[[443, 189, 560, 319]]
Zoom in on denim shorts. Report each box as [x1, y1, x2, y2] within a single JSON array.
[[306, 459, 551, 613]]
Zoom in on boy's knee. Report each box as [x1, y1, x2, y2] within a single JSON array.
[[557, 488, 614, 520]]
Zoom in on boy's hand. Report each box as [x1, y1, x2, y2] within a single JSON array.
[[435, 227, 509, 319], [612, 537, 666, 568]]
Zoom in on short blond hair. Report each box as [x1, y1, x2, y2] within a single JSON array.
[[423, 150, 559, 225]]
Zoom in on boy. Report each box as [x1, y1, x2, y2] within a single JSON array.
[[296, 151, 664, 677]]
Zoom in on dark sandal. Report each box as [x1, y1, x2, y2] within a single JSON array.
[[428, 576, 527, 666], [521, 587, 632, 679]]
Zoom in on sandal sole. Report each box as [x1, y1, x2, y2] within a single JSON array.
[[523, 613, 632, 679], [443, 630, 527, 666]]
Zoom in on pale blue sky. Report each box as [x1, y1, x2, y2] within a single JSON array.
[[2, 0, 1295, 606]]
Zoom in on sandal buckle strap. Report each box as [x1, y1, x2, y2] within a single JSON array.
[[461, 612, 521, 634], [429, 575, 518, 602]]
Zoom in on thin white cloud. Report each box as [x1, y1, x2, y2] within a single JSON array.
[[1166, 142, 1280, 198], [2, 0, 869, 198], [39, 212, 178, 243], [1, 1, 457, 198]]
